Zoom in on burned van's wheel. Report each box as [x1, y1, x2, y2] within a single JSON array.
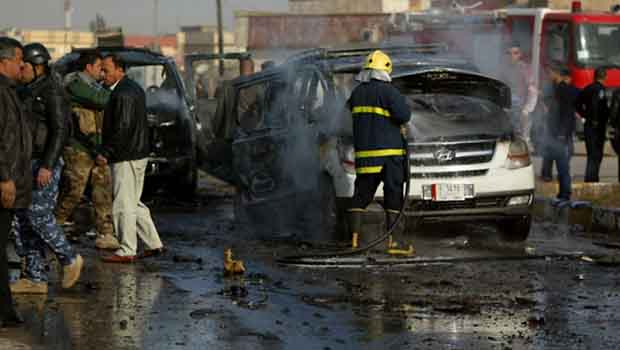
[[498, 215, 532, 242], [233, 190, 252, 226], [319, 174, 349, 242]]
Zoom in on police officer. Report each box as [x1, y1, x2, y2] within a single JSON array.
[[54, 51, 118, 250], [576, 68, 608, 183], [347, 50, 411, 245], [11, 43, 82, 294]]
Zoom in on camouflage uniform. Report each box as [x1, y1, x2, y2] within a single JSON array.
[[16, 159, 77, 282], [55, 72, 113, 236]]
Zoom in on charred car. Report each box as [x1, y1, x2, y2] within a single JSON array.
[[199, 46, 535, 241], [55, 47, 201, 197]]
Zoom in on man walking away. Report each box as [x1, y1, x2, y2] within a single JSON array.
[[11, 43, 82, 294], [55, 52, 118, 250], [576, 68, 608, 183], [347, 50, 411, 245], [546, 68, 579, 202], [0, 36, 29, 326], [98, 54, 164, 263]]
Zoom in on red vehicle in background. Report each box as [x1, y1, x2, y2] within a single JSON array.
[[389, 1, 620, 93], [499, 2, 620, 92]]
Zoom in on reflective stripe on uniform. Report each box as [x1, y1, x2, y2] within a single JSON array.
[[352, 106, 391, 117], [356, 166, 383, 174], [355, 149, 405, 158]]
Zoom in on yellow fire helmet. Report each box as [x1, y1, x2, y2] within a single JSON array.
[[364, 50, 393, 74]]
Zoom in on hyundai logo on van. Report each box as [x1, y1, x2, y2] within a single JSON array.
[[434, 148, 456, 162]]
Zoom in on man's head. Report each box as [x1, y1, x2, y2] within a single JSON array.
[[78, 52, 103, 81], [102, 54, 126, 86], [21, 43, 51, 84], [506, 41, 523, 64], [559, 67, 572, 84], [0, 37, 24, 82], [595, 67, 607, 83], [240, 58, 255, 76]]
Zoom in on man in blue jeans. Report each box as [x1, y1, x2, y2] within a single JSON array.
[[11, 43, 82, 294], [546, 67, 579, 201]]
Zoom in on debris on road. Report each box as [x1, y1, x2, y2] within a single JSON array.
[[224, 249, 246, 276], [592, 241, 620, 250], [189, 308, 218, 319], [173, 255, 204, 264]]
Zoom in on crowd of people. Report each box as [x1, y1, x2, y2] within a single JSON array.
[[0, 37, 164, 328], [503, 41, 620, 204]]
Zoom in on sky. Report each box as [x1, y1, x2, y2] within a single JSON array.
[[0, 0, 289, 35]]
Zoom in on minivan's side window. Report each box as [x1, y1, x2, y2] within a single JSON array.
[[237, 77, 291, 132], [237, 83, 266, 132], [543, 21, 570, 65]]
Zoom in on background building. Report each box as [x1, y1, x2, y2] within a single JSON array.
[[0, 28, 95, 61]]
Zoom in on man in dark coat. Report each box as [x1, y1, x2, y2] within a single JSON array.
[[546, 67, 579, 201], [576, 68, 608, 182], [11, 43, 82, 294], [98, 54, 163, 263], [0, 36, 30, 327]]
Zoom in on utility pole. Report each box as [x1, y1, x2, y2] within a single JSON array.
[[153, 0, 160, 86], [153, 0, 160, 52], [216, 0, 224, 76], [64, 0, 73, 56]]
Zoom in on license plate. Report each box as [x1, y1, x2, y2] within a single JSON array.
[[432, 184, 466, 201]]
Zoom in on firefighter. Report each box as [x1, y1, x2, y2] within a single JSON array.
[[347, 50, 411, 246]]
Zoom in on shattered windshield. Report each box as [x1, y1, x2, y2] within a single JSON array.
[[576, 23, 620, 67], [406, 94, 512, 140]]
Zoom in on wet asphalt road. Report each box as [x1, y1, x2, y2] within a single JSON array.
[[3, 177, 620, 350]]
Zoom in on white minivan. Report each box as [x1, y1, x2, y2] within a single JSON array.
[[372, 68, 535, 241]]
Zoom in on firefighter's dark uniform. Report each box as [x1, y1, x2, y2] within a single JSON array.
[[348, 79, 411, 234]]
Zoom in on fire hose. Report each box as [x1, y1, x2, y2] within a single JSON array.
[[277, 136, 417, 267]]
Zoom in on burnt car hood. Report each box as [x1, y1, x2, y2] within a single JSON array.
[[392, 68, 511, 109], [393, 68, 513, 142]]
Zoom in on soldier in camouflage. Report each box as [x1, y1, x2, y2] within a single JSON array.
[[11, 43, 83, 294], [54, 51, 119, 250]]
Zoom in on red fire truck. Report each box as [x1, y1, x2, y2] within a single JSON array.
[[391, 2, 620, 92], [499, 2, 620, 91]]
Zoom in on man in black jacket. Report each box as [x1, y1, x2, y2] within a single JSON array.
[[576, 68, 608, 182], [0, 37, 29, 327], [347, 50, 411, 247], [546, 67, 579, 201], [98, 54, 163, 263], [11, 43, 82, 294]]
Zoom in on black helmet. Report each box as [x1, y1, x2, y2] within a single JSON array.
[[23, 43, 51, 65]]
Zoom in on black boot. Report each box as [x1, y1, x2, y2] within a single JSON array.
[[386, 211, 404, 241], [335, 198, 351, 242]]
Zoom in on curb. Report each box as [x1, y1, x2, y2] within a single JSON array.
[[533, 197, 620, 235]]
